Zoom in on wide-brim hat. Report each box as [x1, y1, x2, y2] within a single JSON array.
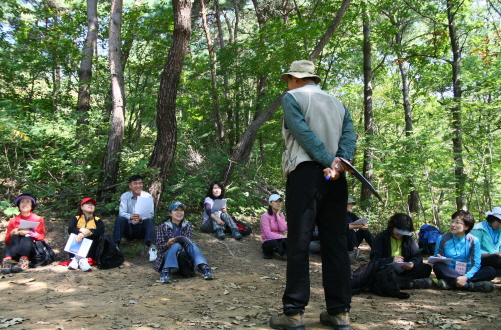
[[280, 60, 321, 84], [14, 193, 37, 207], [81, 197, 97, 206], [168, 201, 186, 212], [486, 207, 501, 220]]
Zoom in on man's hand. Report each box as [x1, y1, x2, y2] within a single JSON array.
[[324, 157, 351, 180], [393, 256, 404, 262], [130, 214, 141, 225]]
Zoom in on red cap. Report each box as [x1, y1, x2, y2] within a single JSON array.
[[81, 197, 97, 206]]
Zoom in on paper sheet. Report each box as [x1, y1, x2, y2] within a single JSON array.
[[135, 196, 154, 220], [64, 233, 93, 258], [18, 220, 40, 230], [212, 199, 227, 212]]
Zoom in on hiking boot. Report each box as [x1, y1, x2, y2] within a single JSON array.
[[320, 311, 350, 330], [160, 269, 171, 283], [269, 313, 305, 330], [79, 258, 91, 272], [438, 279, 452, 290], [148, 245, 157, 262], [468, 281, 494, 292], [68, 257, 79, 270], [411, 278, 432, 289], [216, 228, 225, 240], [231, 228, 243, 240], [263, 253, 273, 259], [202, 265, 214, 280], [274, 252, 287, 260], [11, 257, 29, 273], [1, 258, 12, 274]]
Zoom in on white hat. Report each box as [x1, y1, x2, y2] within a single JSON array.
[[486, 207, 501, 220], [280, 60, 321, 84], [269, 194, 282, 202]]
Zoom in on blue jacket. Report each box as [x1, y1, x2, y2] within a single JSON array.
[[470, 221, 501, 254], [434, 233, 481, 279]]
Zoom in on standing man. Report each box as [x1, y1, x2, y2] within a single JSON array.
[[113, 175, 157, 262], [270, 60, 356, 330]]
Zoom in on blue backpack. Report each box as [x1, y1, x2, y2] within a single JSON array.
[[418, 224, 441, 256]]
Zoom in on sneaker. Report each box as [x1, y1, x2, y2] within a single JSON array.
[[1, 258, 12, 274], [216, 228, 226, 240], [231, 228, 243, 240], [148, 245, 157, 262], [468, 281, 494, 292], [411, 278, 432, 289], [438, 279, 452, 290], [160, 269, 171, 283], [68, 257, 79, 270], [320, 311, 350, 330], [269, 313, 305, 330], [11, 257, 29, 273], [202, 265, 214, 280], [79, 258, 91, 272]]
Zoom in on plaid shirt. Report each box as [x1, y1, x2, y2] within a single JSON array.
[[153, 218, 193, 272]]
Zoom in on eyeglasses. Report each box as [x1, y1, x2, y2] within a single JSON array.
[[450, 221, 464, 226]]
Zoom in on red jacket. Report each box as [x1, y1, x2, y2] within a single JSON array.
[[5, 213, 46, 245]]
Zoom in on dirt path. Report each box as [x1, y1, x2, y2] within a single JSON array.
[[1, 219, 500, 330]]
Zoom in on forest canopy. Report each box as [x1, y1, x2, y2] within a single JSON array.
[[0, 0, 500, 232]]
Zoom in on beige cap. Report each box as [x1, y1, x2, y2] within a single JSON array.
[[280, 60, 321, 84]]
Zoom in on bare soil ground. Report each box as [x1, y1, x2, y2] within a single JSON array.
[[1, 218, 500, 330]]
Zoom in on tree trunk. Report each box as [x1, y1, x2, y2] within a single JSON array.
[[447, 0, 466, 210], [76, 0, 98, 130], [200, 0, 225, 144], [148, 0, 193, 207], [361, 3, 374, 206], [99, 0, 125, 199]]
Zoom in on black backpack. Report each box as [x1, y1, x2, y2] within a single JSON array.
[[350, 259, 380, 295], [96, 235, 124, 269], [29, 241, 56, 268], [231, 216, 252, 236], [176, 250, 195, 278], [371, 265, 410, 299]]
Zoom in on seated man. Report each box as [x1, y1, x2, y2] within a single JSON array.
[[113, 175, 157, 261], [346, 196, 374, 262]]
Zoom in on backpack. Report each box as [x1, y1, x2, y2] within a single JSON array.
[[176, 250, 195, 278], [371, 265, 410, 299], [96, 235, 124, 269], [418, 224, 441, 256], [231, 216, 252, 236], [29, 240, 56, 268], [350, 259, 380, 295]]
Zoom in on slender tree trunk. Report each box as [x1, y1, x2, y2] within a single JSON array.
[[148, 0, 193, 207], [447, 0, 466, 210], [99, 0, 125, 198], [200, 0, 225, 144], [76, 0, 98, 130], [361, 3, 374, 206]]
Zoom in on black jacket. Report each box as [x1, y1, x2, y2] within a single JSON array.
[[370, 229, 423, 266]]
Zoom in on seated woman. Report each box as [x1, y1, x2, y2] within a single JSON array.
[[470, 207, 501, 270], [201, 181, 242, 240], [2, 193, 46, 274], [260, 194, 287, 259], [154, 201, 214, 283], [370, 213, 432, 289], [433, 210, 496, 292], [67, 197, 105, 271]]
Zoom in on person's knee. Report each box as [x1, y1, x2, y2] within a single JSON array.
[[115, 216, 128, 225]]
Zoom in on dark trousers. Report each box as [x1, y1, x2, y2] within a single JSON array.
[[113, 216, 156, 246], [283, 162, 351, 316], [433, 262, 496, 286], [481, 255, 501, 269], [262, 238, 287, 257], [6, 235, 34, 259], [396, 263, 432, 289], [346, 228, 374, 250]]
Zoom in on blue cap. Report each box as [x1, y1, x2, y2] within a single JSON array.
[[168, 201, 186, 212], [269, 194, 282, 202]]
